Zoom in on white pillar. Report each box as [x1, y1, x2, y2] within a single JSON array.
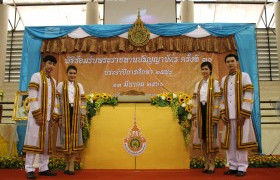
[[275, 2, 280, 79], [0, 4, 8, 88], [180, 0, 194, 23], [86, 1, 100, 25]]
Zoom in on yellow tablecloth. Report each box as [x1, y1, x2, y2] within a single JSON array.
[[0, 124, 18, 157], [82, 103, 189, 169]]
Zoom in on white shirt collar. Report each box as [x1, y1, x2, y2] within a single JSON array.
[[68, 80, 75, 84], [202, 78, 209, 83]]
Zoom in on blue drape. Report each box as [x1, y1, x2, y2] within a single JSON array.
[[234, 25, 261, 153], [145, 23, 198, 36], [199, 23, 252, 37], [82, 24, 133, 37], [20, 26, 80, 90], [20, 23, 198, 90], [201, 23, 261, 152], [19, 23, 262, 153], [16, 120, 27, 155]]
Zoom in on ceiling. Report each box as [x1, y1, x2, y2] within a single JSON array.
[[2, 0, 277, 30]]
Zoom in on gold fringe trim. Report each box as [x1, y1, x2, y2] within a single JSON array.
[[28, 82, 39, 90], [23, 146, 44, 153], [243, 84, 254, 91], [243, 99, 254, 103], [32, 108, 42, 118], [56, 92, 61, 98], [29, 98, 38, 102], [212, 117, 220, 123], [193, 144, 201, 149], [41, 35, 237, 54], [52, 113, 59, 120], [81, 115, 86, 122], [214, 92, 222, 98], [240, 110, 251, 119], [192, 114, 196, 119], [81, 94, 86, 100]]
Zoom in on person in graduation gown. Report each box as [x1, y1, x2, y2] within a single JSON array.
[[23, 55, 59, 179], [220, 54, 258, 177], [192, 61, 221, 174], [56, 65, 86, 175]]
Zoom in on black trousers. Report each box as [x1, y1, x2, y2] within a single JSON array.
[[201, 103, 207, 140]]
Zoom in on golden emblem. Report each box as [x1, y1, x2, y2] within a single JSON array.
[[123, 105, 147, 156], [128, 9, 150, 47]]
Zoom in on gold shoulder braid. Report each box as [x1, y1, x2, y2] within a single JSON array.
[[28, 82, 39, 90], [206, 78, 219, 153], [57, 81, 83, 153], [221, 71, 257, 150], [128, 9, 150, 47], [221, 74, 230, 150], [193, 79, 205, 150], [23, 71, 49, 153]]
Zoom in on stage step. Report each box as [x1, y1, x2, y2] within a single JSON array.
[[256, 28, 279, 81], [5, 30, 24, 83], [0, 102, 14, 123]]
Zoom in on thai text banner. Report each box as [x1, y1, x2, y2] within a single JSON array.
[[50, 51, 232, 95]]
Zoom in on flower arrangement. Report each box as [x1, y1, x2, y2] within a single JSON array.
[[248, 155, 280, 168], [151, 92, 193, 144], [1, 156, 279, 169], [190, 156, 226, 168], [48, 157, 80, 170], [0, 157, 80, 170], [0, 156, 25, 169], [83, 93, 118, 145], [190, 155, 280, 168]]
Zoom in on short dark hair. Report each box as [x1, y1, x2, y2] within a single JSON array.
[[224, 53, 238, 62], [201, 61, 213, 75], [67, 65, 77, 73], [43, 55, 57, 64]]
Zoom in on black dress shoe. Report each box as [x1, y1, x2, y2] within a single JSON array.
[[26, 172, 36, 179], [202, 169, 208, 173], [207, 169, 215, 174], [68, 171, 75, 175], [64, 170, 69, 174], [224, 169, 238, 175], [39, 170, 57, 176], [236, 171, 246, 177]]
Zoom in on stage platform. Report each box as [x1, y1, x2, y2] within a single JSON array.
[[1, 168, 278, 180], [82, 103, 190, 169]]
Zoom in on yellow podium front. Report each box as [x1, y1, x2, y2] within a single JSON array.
[[82, 103, 189, 169], [0, 124, 18, 157]]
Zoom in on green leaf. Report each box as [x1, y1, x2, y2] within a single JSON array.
[[158, 100, 169, 107], [177, 106, 185, 116]]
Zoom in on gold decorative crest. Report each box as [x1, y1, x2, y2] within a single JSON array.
[[128, 9, 150, 47], [123, 105, 146, 156]]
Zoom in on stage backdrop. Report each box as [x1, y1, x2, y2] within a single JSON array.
[[19, 23, 262, 153]]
